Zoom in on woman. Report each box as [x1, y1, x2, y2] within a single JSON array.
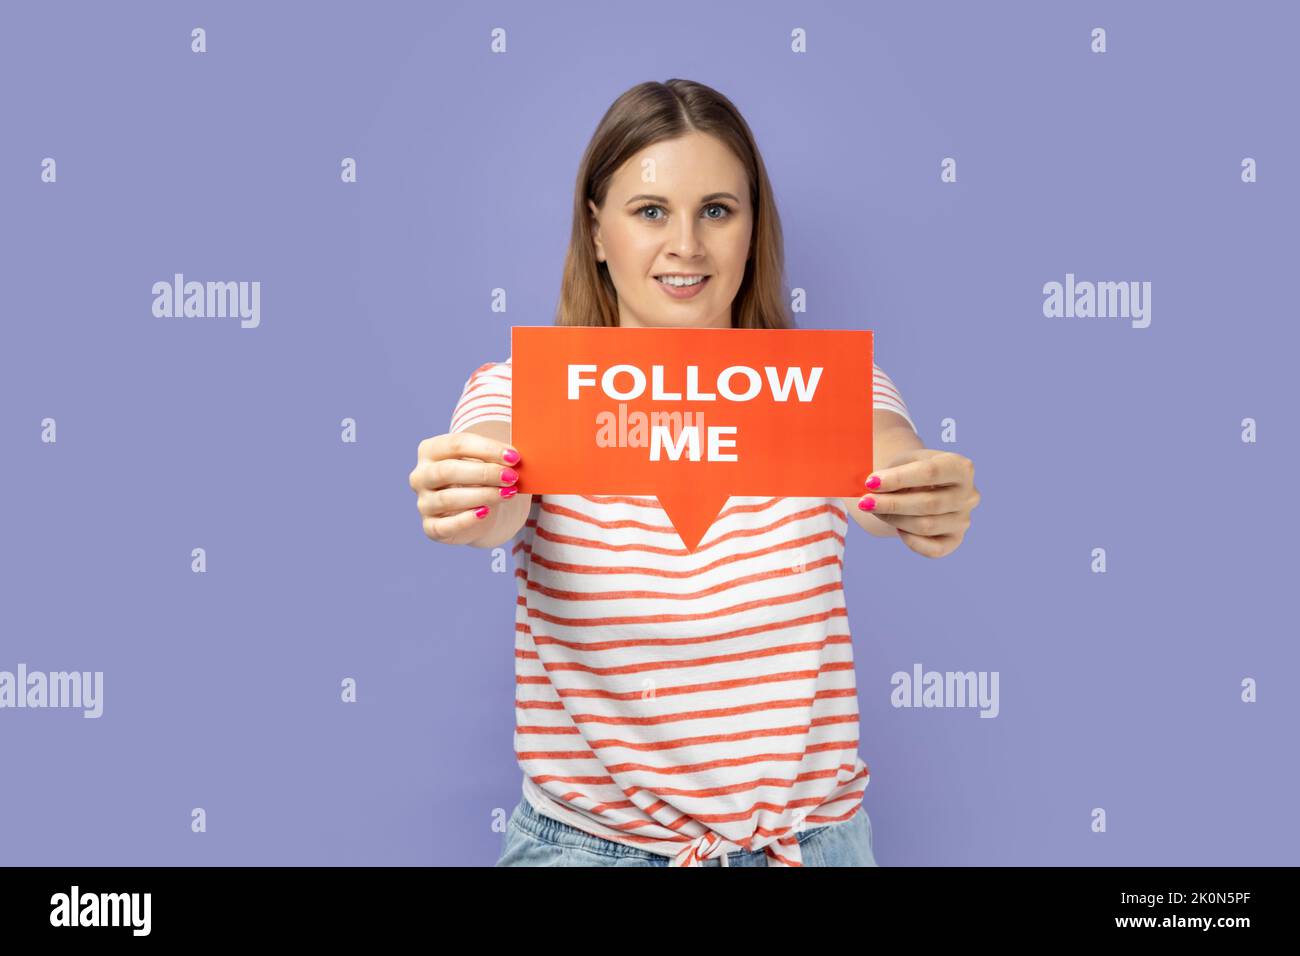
[[409, 79, 980, 866]]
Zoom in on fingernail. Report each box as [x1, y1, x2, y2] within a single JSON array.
[[500, 467, 519, 485], [858, 497, 876, 511], [499, 487, 518, 499], [865, 475, 881, 489], [474, 506, 490, 519], [503, 448, 521, 465]]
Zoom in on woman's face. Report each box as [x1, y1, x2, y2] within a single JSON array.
[[588, 132, 753, 329]]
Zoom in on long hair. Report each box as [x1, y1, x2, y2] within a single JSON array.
[[556, 79, 792, 330]]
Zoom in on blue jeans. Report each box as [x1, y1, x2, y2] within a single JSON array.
[[495, 796, 880, 867]]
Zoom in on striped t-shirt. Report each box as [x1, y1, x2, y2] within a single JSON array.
[[449, 354, 916, 867]]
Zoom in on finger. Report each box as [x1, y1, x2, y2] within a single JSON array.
[[871, 510, 969, 537], [423, 507, 491, 542], [419, 483, 517, 519], [864, 453, 968, 493], [420, 432, 521, 467], [411, 456, 521, 493], [857, 485, 966, 517], [897, 529, 958, 558]]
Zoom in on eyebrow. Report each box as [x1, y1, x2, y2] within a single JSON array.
[[624, 192, 742, 206]]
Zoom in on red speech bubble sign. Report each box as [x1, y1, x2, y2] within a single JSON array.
[[510, 326, 874, 552]]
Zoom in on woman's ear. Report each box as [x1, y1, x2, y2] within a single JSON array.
[[587, 199, 604, 262]]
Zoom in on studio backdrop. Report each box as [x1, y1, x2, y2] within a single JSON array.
[[1, 0, 1295, 866]]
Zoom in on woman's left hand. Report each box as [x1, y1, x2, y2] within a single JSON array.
[[858, 449, 980, 558]]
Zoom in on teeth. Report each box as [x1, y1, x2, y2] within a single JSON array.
[[657, 275, 705, 287]]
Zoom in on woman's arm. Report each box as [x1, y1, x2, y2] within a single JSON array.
[[839, 409, 924, 537]]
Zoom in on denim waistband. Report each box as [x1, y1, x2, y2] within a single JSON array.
[[511, 793, 834, 862]]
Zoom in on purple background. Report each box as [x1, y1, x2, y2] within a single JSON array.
[[2, 0, 1296, 865]]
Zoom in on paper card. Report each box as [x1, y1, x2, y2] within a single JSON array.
[[510, 325, 875, 552]]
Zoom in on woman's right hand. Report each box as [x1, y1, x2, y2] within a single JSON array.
[[409, 431, 522, 545]]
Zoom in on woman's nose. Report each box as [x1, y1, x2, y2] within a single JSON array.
[[672, 220, 704, 256]]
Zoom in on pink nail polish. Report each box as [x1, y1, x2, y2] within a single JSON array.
[[501, 467, 519, 485], [499, 487, 518, 499], [474, 506, 490, 519], [503, 448, 521, 465], [858, 497, 876, 511], [865, 475, 881, 490]]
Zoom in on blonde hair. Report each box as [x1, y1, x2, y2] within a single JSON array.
[[555, 79, 793, 330]]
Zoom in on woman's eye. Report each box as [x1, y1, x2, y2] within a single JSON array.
[[703, 203, 730, 220]]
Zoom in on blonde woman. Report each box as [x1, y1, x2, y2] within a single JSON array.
[[410, 79, 980, 867]]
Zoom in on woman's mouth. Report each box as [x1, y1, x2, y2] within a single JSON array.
[[654, 274, 711, 300]]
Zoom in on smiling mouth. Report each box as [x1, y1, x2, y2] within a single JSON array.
[[654, 274, 710, 287]]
